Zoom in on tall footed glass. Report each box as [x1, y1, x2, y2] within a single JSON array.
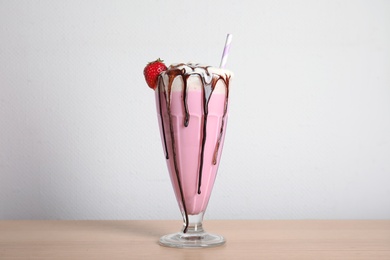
[[155, 63, 232, 248]]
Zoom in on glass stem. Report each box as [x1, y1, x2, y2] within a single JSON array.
[[182, 212, 205, 234]]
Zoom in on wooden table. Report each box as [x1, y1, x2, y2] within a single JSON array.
[[0, 220, 389, 259]]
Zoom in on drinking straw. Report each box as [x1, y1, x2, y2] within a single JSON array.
[[219, 34, 233, 68]]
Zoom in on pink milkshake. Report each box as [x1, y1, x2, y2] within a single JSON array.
[[155, 63, 232, 247]]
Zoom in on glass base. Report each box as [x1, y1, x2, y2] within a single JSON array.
[[159, 231, 225, 248], [159, 212, 225, 248]]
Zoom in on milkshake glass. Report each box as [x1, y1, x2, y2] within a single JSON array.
[[156, 63, 232, 248]]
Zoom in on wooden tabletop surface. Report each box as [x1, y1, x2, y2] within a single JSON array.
[[0, 220, 389, 259]]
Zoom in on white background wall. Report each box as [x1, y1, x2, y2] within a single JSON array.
[[1, 0, 389, 220]]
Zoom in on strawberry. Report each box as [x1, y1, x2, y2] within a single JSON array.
[[143, 58, 167, 90]]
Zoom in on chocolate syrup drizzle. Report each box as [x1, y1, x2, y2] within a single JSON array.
[[157, 63, 231, 233]]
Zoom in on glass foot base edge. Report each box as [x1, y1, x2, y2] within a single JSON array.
[[159, 232, 225, 248]]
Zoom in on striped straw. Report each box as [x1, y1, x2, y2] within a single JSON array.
[[219, 33, 233, 68]]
